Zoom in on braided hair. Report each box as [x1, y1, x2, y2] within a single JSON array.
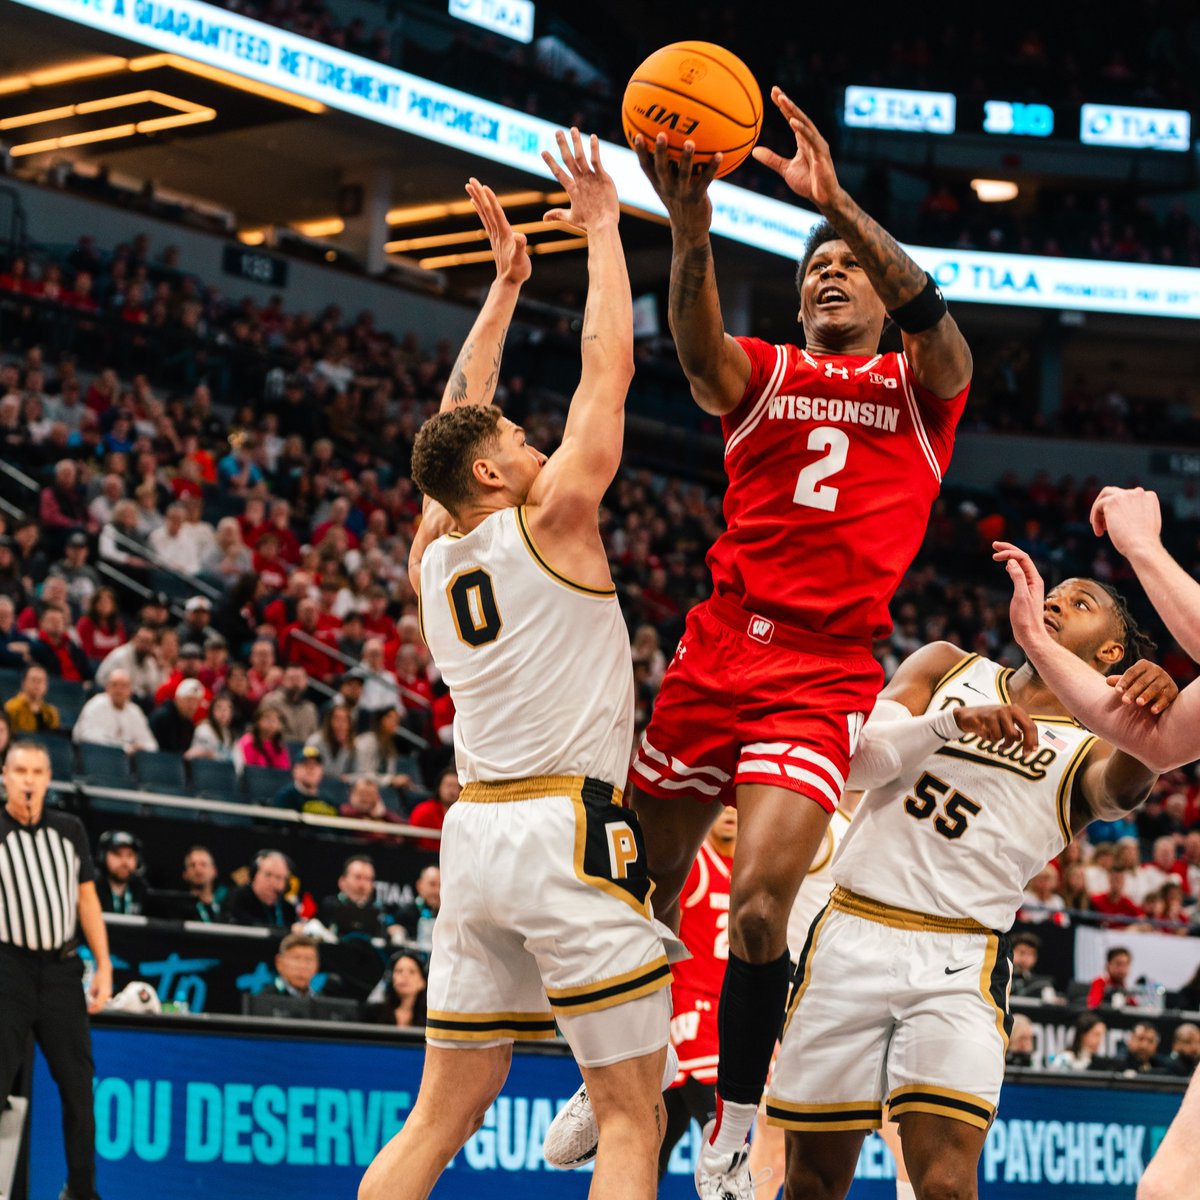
[[1093, 581, 1156, 675]]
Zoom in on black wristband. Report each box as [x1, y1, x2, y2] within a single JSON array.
[[887, 272, 947, 334]]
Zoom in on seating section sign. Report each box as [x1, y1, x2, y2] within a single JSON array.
[[30, 1023, 1186, 1197]]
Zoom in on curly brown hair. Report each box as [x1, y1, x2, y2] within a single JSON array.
[[410, 406, 503, 515]]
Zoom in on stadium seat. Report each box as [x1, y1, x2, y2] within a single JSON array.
[[0, 666, 22, 697], [322, 778, 351, 808], [189, 758, 239, 801], [134, 750, 189, 796], [286, 740, 306, 763], [46, 677, 88, 711], [243, 766, 292, 807], [43, 735, 75, 784], [77, 742, 134, 787]]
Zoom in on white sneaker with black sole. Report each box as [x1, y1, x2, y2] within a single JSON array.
[[694, 1118, 756, 1200], [543, 1043, 679, 1169]]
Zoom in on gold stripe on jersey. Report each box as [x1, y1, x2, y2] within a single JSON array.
[[460, 775, 601, 803], [782, 902, 835, 1038], [932, 652, 979, 696], [1055, 735, 1098, 847], [888, 1084, 995, 1131], [545, 956, 672, 1016], [425, 1008, 558, 1041], [515, 505, 617, 597], [830, 886, 990, 934], [765, 1098, 883, 1133], [417, 589, 427, 648]]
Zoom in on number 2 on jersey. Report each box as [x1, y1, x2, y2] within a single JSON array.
[[793, 426, 849, 512]]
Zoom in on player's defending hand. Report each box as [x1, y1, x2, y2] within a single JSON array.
[[632, 133, 720, 241], [953, 703, 1040, 757], [467, 177, 531, 285], [1106, 660, 1179, 715], [542, 128, 619, 233], [1090, 486, 1163, 560], [751, 87, 842, 210], [991, 541, 1049, 653]]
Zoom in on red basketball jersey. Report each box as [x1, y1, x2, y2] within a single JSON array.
[[672, 841, 733, 999], [708, 338, 968, 642]]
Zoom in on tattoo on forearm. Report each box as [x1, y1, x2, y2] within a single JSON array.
[[827, 198, 926, 310], [446, 342, 473, 405], [483, 324, 508, 393], [671, 242, 714, 314]]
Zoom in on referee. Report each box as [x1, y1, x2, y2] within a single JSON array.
[[0, 740, 111, 1200]]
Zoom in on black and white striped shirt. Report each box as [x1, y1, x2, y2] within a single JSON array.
[[0, 807, 94, 951]]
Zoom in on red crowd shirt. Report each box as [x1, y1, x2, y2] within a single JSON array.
[[407, 800, 448, 853], [708, 340, 968, 641]]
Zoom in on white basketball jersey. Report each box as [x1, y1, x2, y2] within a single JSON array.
[[787, 804, 852, 960], [420, 505, 634, 787], [833, 654, 1098, 930]]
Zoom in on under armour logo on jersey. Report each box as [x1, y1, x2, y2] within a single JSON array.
[[748, 616, 775, 644], [824, 363, 850, 379]]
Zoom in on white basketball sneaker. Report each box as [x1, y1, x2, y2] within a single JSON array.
[[694, 1118, 756, 1200], [543, 1043, 679, 1169]]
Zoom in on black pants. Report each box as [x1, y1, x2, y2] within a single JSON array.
[[0, 944, 96, 1197], [658, 1077, 717, 1181]]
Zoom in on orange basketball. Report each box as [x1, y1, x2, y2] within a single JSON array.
[[622, 42, 763, 179]]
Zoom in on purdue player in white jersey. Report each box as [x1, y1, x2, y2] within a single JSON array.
[[768, 575, 1174, 1200], [358, 131, 671, 1200]]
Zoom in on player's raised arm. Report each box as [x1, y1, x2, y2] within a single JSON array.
[[438, 179, 531, 412], [527, 129, 634, 518], [634, 135, 751, 416], [995, 542, 1200, 773], [754, 88, 972, 400], [1092, 487, 1200, 662]]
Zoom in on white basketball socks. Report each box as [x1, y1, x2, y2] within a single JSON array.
[[707, 1098, 758, 1157]]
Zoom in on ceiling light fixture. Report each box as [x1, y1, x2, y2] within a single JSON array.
[[417, 236, 586, 269], [0, 56, 128, 96], [970, 178, 1019, 203], [386, 219, 560, 254], [292, 217, 345, 238], [387, 191, 569, 226], [129, 54, 325, 113]]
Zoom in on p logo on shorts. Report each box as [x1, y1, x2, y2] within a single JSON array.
[[748, 615, 775, 644], [608, 822, 639, 880]]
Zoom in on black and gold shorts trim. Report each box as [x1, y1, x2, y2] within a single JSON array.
[[425, 1009, 558, 1042], [887, 1084, 996, 1131], [545, 955, 672, 1018], [765, 1098, 883, 1133]]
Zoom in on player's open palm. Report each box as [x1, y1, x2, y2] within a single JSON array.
[[542, 128, 619, 233], [992, 541, 1048, 651], [633, 132, 720, 239], [467, 177, 531, 285], [752, 87, 840, 209]]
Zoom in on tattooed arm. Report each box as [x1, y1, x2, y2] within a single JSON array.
[[439, 178, 531, 412], [634, 136, 751, 415], [753, 88, 972, 400]]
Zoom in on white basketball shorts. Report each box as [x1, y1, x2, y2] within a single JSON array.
[[425, 775, 673, 1067], [767, 886, 1012, 1133]]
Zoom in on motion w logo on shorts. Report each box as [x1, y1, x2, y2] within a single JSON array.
[[747, 615, 775, 644]]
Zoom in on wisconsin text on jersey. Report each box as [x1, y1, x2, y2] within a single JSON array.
[[765, 394, 900, 432]]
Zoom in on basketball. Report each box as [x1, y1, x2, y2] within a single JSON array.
[[622, 41, 763, 178]]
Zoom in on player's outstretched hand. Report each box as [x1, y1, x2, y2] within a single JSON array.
[[953, 703, 1040, 757], [992, 541, 1049, 652], [1090, 486, 1163, 559], [751, 87, 841, 210], [542, 129, 618, 233], [466, 177, 531, 286], [632, 132, 720, 239], [1106, 660, 1179, 715]]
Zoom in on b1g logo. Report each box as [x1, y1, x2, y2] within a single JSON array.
[[631, 102, 700, 137], [678, 58, 708, 85], [869, 372, 898, 389]]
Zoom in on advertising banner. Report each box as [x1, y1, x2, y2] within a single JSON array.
[[29, 1022, 1186, 1198]]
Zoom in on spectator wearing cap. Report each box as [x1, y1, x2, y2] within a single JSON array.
[[154, 640, 210, 709], [271, 746, 338, 815], [175, 594, 212, 646], [407, 769, 459, 853], [75, 586, 126, 663], [227, 850, 298, 928], [138, 591, 172, 630], [263, 665, 320, 742], [95, 830, 147, 915], [74, 670, 158, 752], [149, 679, 204, 753], [48, 531, 100, 612], [4, 663, 59, 734], [95, 624, 164, 703]]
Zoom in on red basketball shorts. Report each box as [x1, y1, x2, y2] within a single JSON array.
[[632, 595, 884, 813]]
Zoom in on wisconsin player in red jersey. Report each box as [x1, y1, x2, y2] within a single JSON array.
[[630, 87, 973, 1192], [659, 806, 737, 1180]]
